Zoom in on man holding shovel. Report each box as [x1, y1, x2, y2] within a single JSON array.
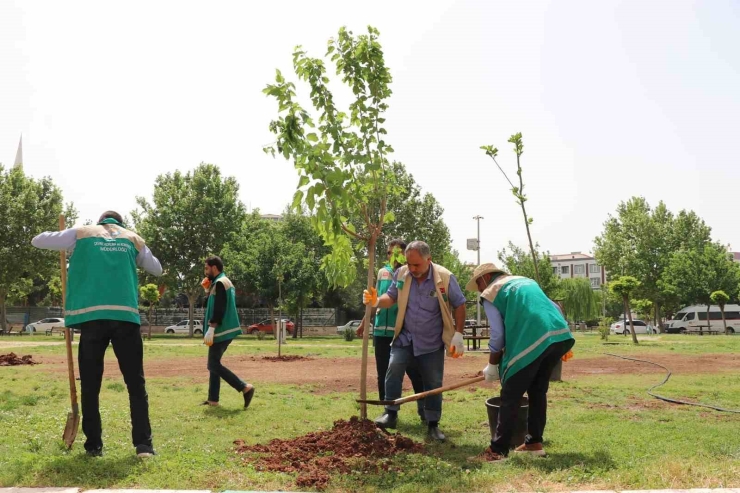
[[32, 211, 162, 458], [363, 241, 467, 441], [356, 238, 426, 422], [467, 263, 574, 461]]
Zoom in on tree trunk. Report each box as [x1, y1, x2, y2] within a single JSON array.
[[148, 306, 153, 340], [269, 303, 276, 347], [0, 295, 7, 333], [188, 292, 196, 338], [720, 304, 728, 335], [704, 304, 710, 336], [359, 234, 377, 420], [625, 295, 638, 344]]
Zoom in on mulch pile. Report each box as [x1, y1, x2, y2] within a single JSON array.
[[0, 353, 38, 366], [234, 416, 424, 489], [261, 355, 311, 362]]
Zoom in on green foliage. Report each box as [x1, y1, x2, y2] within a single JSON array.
[[343, 327, 355, 342], [482, 133, 540, 283], [497, 242, 560, 298], [559, 278, 599, 322], [610, 276, 641, 302], [140, 284, 160, 305], [598, 325, 610, 341], [710, 290, 730, 307], [132, 163, 246, 336], [632, 299, 654, 320], [0, 164, 76, 331], [660, 243, 740, 308], [263, 26, 400, 288], [594, 197, 712, 321]]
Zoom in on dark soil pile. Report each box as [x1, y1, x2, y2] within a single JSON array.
[[0, 353, 38, 366], [234, 416, 423, 489], [261, 355, 311, 362]]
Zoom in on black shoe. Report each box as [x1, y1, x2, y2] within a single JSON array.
[[427, 426, 446, 442], [86, 447, 103, 458], [374, 413, 398, 429], [135, 444, 156, 458], [243, 386, 255, 409]]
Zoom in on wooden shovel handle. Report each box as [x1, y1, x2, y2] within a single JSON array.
[[392, 375, 485, 405], [59, 214, 78, 411]]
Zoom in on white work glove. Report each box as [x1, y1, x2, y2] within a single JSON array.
[[204, 326, 215, 347], [450, 331, 465, 358], [483, 363, 500, 383]]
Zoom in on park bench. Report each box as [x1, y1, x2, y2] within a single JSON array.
[[464, 335, 488, 351]]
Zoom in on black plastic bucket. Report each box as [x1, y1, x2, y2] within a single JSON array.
[[550, 360, 563, 381], [485, 396, 529, 448]]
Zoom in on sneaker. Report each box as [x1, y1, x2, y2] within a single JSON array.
[[86, 447, 103, 458], [135, 444, 156, 458], [243, 385, 255, 409], [514, 443, 547, 457]]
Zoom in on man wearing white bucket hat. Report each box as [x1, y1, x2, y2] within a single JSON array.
[[466, 263, 574, 461]]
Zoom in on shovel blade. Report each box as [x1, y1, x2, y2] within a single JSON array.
[[62, 412, 80, 449]]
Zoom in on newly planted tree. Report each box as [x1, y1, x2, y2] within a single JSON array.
[[610, 276, 641, 344], [140, 284, 160, 340], [264, 26, 401, 418], [482, 134, 540, 284]]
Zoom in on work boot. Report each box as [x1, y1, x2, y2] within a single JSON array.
[[85, 447, 103, 458], [135, 444, 156, 458], [514, 442, 546, 457], [374, 412, 398, 429], [427, 425, 446, 442]]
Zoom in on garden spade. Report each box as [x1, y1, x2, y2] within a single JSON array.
[[357, 376, 485, 406], [59, 214, 79, 448]]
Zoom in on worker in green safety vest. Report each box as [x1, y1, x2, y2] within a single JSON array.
[[466, 263, 575, 461]]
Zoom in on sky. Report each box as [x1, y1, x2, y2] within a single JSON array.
[[2, 0, 739, 267]]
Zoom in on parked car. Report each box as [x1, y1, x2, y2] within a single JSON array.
[[246, 318, 294, 336], [164, 320, 204, 335], [666, 305, 739, 334], [26, 317, 66, 333], [336, 320, 373, 335], [610, 319, 655, 335]]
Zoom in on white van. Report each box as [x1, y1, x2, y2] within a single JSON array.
[[666, 305, 740, 334]]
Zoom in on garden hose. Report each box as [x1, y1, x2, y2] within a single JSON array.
[[605, 353, 740, 414]]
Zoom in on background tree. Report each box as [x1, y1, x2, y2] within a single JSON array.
[[482, 133, 540, 283], [594, 197, 711, 329], [0, 164, 76, 332], [132, 163, 246, 337], [559, 278, 599, 325], [710, 290, 730, 334], [660, 243, 740, 331], [610, 276, 641, 344], [497, 242, 560, 298], [264, 26, 403, 418], [140, 284, 160, 340]]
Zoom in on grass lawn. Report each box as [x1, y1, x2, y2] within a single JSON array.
[[1, 333, 739, 492]]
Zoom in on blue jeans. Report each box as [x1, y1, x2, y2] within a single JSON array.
[[374, 335, 426, 417], [384, 344, 445, 422], [207, 339, 246, 402]]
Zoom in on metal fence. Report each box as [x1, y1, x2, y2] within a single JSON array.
[[5, 306, 339, 328]]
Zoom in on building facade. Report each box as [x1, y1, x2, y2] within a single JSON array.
[[549, 252, 605, 290]]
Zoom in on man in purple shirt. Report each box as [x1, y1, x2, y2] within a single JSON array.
[[363, 241, 467, 441]]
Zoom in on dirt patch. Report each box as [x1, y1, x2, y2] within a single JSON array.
[[234, 416, 423, 490], [261, 355, 312, 362], [0, 353, 38, 366], [35, 352, 740, 394]]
